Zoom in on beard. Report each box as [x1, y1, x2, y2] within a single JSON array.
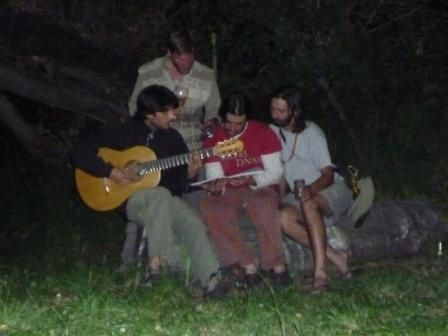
[[272, 114, 294, 128]]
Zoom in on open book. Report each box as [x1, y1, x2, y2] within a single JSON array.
[[190, 168, 265, 187]]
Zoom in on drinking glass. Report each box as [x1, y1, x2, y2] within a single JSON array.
[[173, 85, 189, 106]]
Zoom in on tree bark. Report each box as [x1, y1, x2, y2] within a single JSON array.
[[316, 75, 367, 169], [0, 93, 62, 156], [0, 5, 133, 156], [0, 64, 126, 126]]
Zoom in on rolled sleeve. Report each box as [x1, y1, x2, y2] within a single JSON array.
[[252, 151, 283, 189]]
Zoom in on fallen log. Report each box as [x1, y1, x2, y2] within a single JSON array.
[[0, 6, 136, 155], [0, 63, 126, 126], [240, 200, 446, 277]]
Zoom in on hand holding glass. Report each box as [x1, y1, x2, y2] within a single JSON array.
[[293, 179, 306, 201], [173, 85, 189, 106]]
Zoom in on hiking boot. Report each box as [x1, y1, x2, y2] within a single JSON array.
[[204, 270, 236, 299], [139, 270, 161, 288], [221, 263, 246, 288], [243, 273, 263, 289], [269, 271, 293, 289], [259, 269, 293, 289]]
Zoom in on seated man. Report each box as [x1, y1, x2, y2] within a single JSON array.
[[199, 91, 291, 288], [269, 85, 353, 293], [121, 29, 220, 267], [71, 85, 231, 297]]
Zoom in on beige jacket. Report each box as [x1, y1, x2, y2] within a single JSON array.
[[128, 56, 221, 150]]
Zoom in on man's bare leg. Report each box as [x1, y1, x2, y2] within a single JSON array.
[[301, 198, 328, 289], [279, 206, 350, 278]]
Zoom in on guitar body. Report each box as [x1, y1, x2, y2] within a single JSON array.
[[74, 139, 244, 211], [75, 146, 161, 211]]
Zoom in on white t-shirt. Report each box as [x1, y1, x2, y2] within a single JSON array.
[[270, 121, 337, 191]]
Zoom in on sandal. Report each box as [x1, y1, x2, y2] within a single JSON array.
[[311, 277, 331, 294], [340, 267, 363, 280], [336, 249, 353, 280]]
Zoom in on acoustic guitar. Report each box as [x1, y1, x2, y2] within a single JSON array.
[[75, 139, 244, 211]]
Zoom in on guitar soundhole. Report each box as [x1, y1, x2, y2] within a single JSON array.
[[124, 161, 144, 182]]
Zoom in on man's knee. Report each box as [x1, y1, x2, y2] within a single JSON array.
[[148, 187, 172, 200], [302, 197, 320, 214], [279, 206, 298, 229], [199, 196, 225, 217], [134, 186, 172, 205], [256, 188, 278, 203]]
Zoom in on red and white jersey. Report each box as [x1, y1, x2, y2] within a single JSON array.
[[203, 120, 283, 188]]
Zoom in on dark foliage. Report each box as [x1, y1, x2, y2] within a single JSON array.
[[1, 0, 447, 263], [0, 136, 124, 269]]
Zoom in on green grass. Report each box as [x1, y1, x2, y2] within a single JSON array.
[[1, 146, 448, 335], [1, 256, 448, 335]]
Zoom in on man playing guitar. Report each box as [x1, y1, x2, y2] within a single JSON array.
[[71, 85, 234, 297]]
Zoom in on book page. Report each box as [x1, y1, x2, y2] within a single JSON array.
[[190, 168, 264, 186]]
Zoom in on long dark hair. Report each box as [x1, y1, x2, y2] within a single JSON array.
[[271, 85, 306, 133], [218, 90, 253, 122]]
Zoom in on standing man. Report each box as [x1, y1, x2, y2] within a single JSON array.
[[72, 85, 231, 297], [128, 29, 220, 150], [199, 91, 291, 289], [269, 85, 353, 293], [122, 30, 221, 267]]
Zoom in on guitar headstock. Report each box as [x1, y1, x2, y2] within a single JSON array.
[[213, 139, 244, 158]]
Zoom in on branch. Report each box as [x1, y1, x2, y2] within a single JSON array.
[[0, 93, 65, 157], [316, 75, 367, 168], [365, 1, 430, 35], [0, 63, 126, 126]]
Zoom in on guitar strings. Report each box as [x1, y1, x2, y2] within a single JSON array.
[[139, 147, 214, 175]]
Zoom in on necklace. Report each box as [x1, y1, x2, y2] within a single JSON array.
[[280, 129, 299, 163]]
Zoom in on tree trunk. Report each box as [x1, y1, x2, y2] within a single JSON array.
[[0, 93, 60, 156], [240, 201, 445, 277], [0, 64, 126, 126]]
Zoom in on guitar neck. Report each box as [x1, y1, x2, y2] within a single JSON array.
[[138, 147, 214, 175]]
